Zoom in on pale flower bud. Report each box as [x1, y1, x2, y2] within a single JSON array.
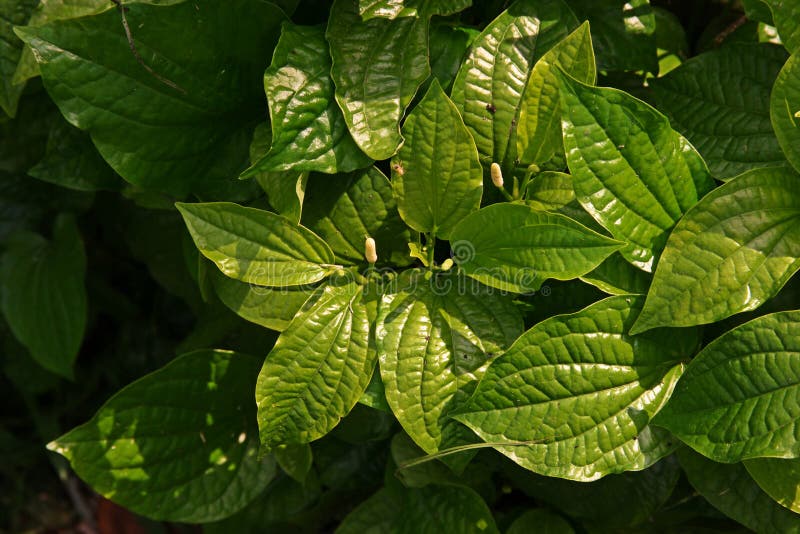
[[490, 162, 504, 188], [365, 236, 377, 264]]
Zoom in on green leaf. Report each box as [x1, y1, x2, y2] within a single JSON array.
[[632, 167, 800, 333], [392, 80, 482, 239], [256, 278, 373, 447], [336, 487, 403, 534], [454, 296, 694, 481], [580, 253, 652, 296], [771, 50, 800, 174], [177, 202, 335, 287], [48, 350, 276, 523], [1, 215, 86, 378], [517, 22, 596, 167], [449, 203, 623, 293], [274, 444, 313, 483], [0, 0, 38, 116], [450, 0, 578, 170], [678, 448, 800, 532], [428, 23, 475, 93], [28, 118, 122, 191], [327, 0, 429, 160], [507, 509, 574, 534], [742, 0, 775, 24], [566, 0, 658, 74], [398, 485, 499, 534], [653, 310, 800, 462], [558, 71, 715, 271], [745, 457, 800, 513], [244, 23, 370, 175], [210, 268, 315, 332], [377, 269, 523, 468], [523, 171, 576, 211], [15, 0, 285, 196], [653, 7, 689, 77], [651, 43, 788, 179], [763, 0, 800, 53], [358, 0, 471, 20], [302, 167, 411, 266]]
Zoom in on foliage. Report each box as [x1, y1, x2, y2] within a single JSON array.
[[2, 0, 800, 531]]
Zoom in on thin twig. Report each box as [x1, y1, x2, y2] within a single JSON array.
[[110, 0, 186, 94], [713, 14, 747, 47]]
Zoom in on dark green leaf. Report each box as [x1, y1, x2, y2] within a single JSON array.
[[580, 253, 652, 295], [16, 0, 285, 196], [49, 350, 276, 522], [654, 310, 800, 462], [449, 203, 623, 293], [177, 202, 336, 287], [398, 485, 499, 534], [1, 215, 86, 378], [763, 0, 800, 53], [336, 487, 403, 534], [392, 80, 483, 239], [274, 443, 313, 483], [0, 0, 38, 116], [632, 167, 800, 333], [327, 0, 429, 160], [558, 71, 715, 271], [454, 296, 694, 481], [745, 457, 800, 513], [771, 50, 800, 174], [428, 23, 475, 93], [507, 509, 574, 534], [256, 278, 373, 447], [245, 23, 371, 175], [651, 43, 788, 179]]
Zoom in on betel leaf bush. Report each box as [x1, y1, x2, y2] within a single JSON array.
[[3, 0, 800, 531]]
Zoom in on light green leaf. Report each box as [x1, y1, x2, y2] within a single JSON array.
[[746, 457, 800, 514], [454, 296, 694, 481], [507, 509, 574, 534], [654, 310, 800, 462], [48, 350, 276, 523], [523, 171, 576, 211], [398, 485, 499, 534], [678, 448, 800, 532], [651, 43, 788, 179], [336, 487, 403, 534], [177, 202, 335, 287], [377, 269, 523, 469], [763, 0, 800, 53], [256, 278, 373, 447], [392, 80, 482, 239], [327, 0, 429, 160], [244, 23, 370, 175], [15, 0, 284, 196], [1, 215, 86, 378], [449, 203, 623, 293], [274, 444, 313, 483], [358, 0, 471, 20], [0, 0, 38, 117], [580, 253, 652, 296], [558, 71, 715, 271], [451, 0, 578, 171], [210, 268, 315, 332], [302, 167, 411, 266], [566, 0, 658, 74], [632, 167, 800, 333], [653, 7, 688, 77], [771, 50, 800, 174], [517, 22, 596, 167]]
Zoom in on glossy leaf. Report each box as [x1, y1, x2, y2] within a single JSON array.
[[771, 50, 800, 174], [210, 268, 315, 332], [377, 269, 523, 466], [245, 23, 370, 175], [651, 43, 788, 179], [507, 509, 574, 534], [745, 458, 800, 514], [177, 202, 335, 287], [454, 296, 693, 481], [256, 279, 373, 447], [566, 0, 658, 74], [327, 0, 429, 160], [302, 167, 411, 266], [632, 167, 800, 333], [517, 22, 596, 166], [16, 0, 284, 196], [1, 215, 86, 378], [523, 171, 576, 211], [0, 0, 38, 116], [392, 80, 483, 239], [678, 448, 800, 532], [558, 72, 715, 271], [449, 203, 623, 293], [764, 0, 800, 53], [450, 0, 578, 170], [49, 350, 275, 523], [580, 253, 652, 296], [654, 310, 800, 462], [358, 0, 471, 20]]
